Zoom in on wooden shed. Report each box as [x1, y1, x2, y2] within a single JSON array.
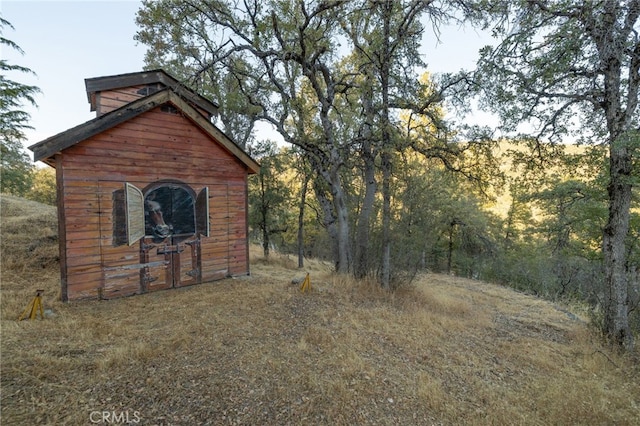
[[29, 70, 260, 301]]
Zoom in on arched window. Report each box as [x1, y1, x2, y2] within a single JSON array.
[[115, 181, 209, 246], [144, 182, 196, 241]]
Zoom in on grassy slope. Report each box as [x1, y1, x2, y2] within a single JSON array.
[[1, 195, 638, 425]]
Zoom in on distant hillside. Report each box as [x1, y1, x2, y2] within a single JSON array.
[[1, 194, 61, 315], [1, 194, 59, 271], [485, 140, 598, 218]]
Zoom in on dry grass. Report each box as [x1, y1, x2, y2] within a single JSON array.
[[1, 194, 639, 425]]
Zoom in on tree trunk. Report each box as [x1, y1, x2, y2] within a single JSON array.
[[262, 227, 270, 258], [260, 175, 270, 258], [602, 142, 634, 350], [297, 173, 309, 269], [354, 74, 377, 279], [447, 225, 454, 274], [598, 3, 637, 351], [379, 1, 392, 290], [312, 177, 339, 266], [380, 151, 392, 289], [333, 178, 352, 274], [354, 155, 377, 278]]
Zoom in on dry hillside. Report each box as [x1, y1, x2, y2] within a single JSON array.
[[1, 195, 638, 425]]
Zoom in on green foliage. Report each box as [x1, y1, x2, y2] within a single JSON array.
[[1, 138, 33, 196], [0, 16, 39, 196], [134, 0, 639, 340], [26, 167, 56, 205], [0, 18, 39, 140], [475, 0, 640, 349], [248, 141, 294, 256], [389, 156, 495, 277], [135, 0, 486, 279]]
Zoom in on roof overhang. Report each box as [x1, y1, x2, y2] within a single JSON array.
[[29, 89, 259, 174]]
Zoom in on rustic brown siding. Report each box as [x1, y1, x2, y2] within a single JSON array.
[[95, 85, 148, 116], [95, 86, 214, 119], [59, 106, 250, 301], [55, 154, 69, 301]]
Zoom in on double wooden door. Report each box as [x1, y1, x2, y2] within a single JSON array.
[[139, 234, 201, 291], [98, 181, 209, 299], [113, 181, 209, 295]]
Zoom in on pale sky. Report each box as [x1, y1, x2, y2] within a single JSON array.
[[2, 0, 496, 162]]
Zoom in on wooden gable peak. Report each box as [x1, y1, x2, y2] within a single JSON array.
[[85, 69, 219, 118], [29, 89, 260, 174]]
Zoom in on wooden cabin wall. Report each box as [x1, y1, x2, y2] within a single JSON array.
[[58, 105, 250, 301]]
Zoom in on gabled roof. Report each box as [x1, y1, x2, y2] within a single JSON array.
[[85, 69, 219, 118], [28, 88, 260, 174]]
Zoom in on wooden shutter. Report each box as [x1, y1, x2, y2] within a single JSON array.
[[124, 183, 145, 245], [196, 187, 210, 237]]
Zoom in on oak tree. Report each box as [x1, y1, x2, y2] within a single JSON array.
[[476, 0, 640, 350]]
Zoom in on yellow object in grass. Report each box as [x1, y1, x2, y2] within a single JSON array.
[[300, 273, 312, 293], [18, 290, 44, 320]]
